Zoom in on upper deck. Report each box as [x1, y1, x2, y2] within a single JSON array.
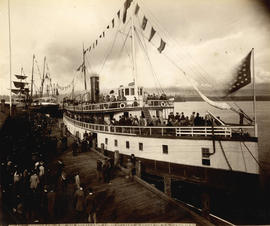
[[63, 114, 257, 141], [64, 99, 174, 113]]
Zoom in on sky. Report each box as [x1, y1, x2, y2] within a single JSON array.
[[0, 0, 270, 95]]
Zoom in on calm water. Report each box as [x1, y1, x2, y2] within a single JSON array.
[[175, 101, 270, 167]]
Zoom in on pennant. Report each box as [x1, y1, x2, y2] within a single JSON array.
[[117, 10, 120, 19], [112, 18, 115, 28], [157, 39, 166, 53], [96, 40, 98, 46], [148, 27, 156, 42], [227, 50, 252, 95], [141, 16, 148, 30], [99, 34, 102, 38], [135, 4, 140, 15], [107, 25, 110, 29], [83, 49, 87, 54], [123, 0, 132, 23], [103, 31, 105, 37]]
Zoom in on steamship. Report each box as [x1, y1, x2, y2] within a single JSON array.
[[63, 0, 260, 205]]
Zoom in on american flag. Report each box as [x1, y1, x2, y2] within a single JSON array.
[[227, 50, 252, 94]]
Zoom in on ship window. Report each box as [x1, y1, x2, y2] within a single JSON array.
[[139, 142, 143, 151], [105, 138, 108, 145], [126, 141, 130, 149], [162, 145, 168, 154], [125, 88, 129, 96], [131, 88, 134, 95], [114, 139, 118, 147], [202, 148, 210, 166]]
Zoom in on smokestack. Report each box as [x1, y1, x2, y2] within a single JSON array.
[[90, 74, 99, 103]]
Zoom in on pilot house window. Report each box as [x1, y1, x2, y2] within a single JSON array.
[[114, 139, 118, 147], [131, 88, 135, 95], [126, 141, 130, 149], [105, 138, 108, 145], [125, 88, 129, 96], [202, 148, 210, 166]]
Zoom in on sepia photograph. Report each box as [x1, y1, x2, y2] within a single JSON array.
[[0, 0, 270, 224]]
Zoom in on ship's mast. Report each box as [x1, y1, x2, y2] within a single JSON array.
[[131, 3, 138, 99], [30, 54, 35, 99], [41, 56, 46, 97], [8, 0, 12, 116], [83, 44, 87, 90]]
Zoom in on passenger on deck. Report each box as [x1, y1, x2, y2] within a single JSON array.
[[152, 116, 157, 126], [175, 112, 180, 121], [110, 95, 116, 102], [132, 115, 139, 126], [204, 113, 212, 126], [139, 116, 147, 126], [156, 116, 161, 126], [189, 112, 195, 126], [133, 97, 138, 107]]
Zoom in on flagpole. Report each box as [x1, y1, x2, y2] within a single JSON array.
[[8, 0, 12, 116], [252, 48, 257, 137]]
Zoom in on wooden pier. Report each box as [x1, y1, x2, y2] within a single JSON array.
[[49, 133, 214, 225]]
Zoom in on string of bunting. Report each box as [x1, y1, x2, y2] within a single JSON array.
[[82, 0, 133, 58], [57, 79, 74, 91], [80, 0, 166, 71]]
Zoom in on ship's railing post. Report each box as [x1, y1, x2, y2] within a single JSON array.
[[161, 127, 163, 136], [149, 128, 152, 136]]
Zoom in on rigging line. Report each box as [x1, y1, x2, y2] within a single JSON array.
[[240, 142, 247, 172], [136, 1, 217, 87], [136, 22, 233, 107], [118, 27, 132, 62], [218, 140, 232, 170], [34, 59, 42, 81], [136, 1, 215, 84], [242, 142, 263, 170], [85, 55, 93, 75], [135, 19, 165, 95], [134, 26, 164, 95], [98, 20, 124, 75], [135, 13, 209, 87], [135, 16, 166, 95]]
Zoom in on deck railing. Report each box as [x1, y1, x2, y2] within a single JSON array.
[[64, 99, 174, 112], [63, 115, 255, 138]]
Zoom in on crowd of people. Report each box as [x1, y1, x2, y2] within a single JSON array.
[[67, 111, 223, 128], [0, 113, 104, 223]]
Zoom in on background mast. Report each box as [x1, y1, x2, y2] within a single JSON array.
[[30, 54, 35, 99], [41, 56, 46, 97], [8, 0, 12, 116]]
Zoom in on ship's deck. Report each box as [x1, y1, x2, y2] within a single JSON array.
[[64, 114, 257, 141], [64, 99, 174, 113]]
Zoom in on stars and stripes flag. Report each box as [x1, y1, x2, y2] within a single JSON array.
[[227, 50, 252, 94]]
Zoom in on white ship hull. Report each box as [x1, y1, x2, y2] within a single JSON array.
[[63, 114, 259, 192]]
